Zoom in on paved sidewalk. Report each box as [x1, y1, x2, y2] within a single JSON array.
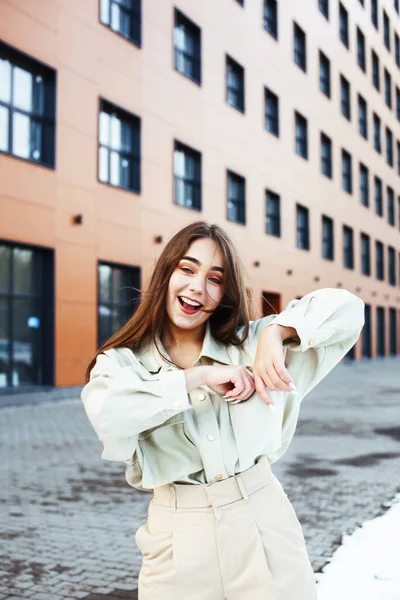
[[1, 358, 400, 599]]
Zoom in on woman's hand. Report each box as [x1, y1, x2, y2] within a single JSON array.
[[205, 365, 255, 403], [253, 324, 297, 406]]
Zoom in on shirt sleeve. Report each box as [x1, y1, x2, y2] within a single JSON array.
[[250, 288, 365, 402], [81, 349, 192, 462]]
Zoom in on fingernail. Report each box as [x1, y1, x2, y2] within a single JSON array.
[[231, 399, 241, 405], [268, 404, 277, 412], [289, 382, 297, 391]]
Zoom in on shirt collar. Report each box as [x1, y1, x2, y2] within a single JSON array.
[[137, 320, 231, 370]]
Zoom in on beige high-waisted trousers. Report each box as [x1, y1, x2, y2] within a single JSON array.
[[135, 457, 317, 600]]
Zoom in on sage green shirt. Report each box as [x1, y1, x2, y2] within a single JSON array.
[[81, 288, 364, 491]]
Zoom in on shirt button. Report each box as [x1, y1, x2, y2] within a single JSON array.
[[167, 368, 174, 372], [198, 393, 206, 401], [207, 434, 216, 442], [172, 401, 181, 408], [308, 338, 315, 347], [215, 474, 223, 481]]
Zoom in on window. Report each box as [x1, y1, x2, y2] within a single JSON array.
[[384, 69, 392, 108], [174, 141, 201, 210], [265, 87, 279, 136], [389, 307, 397, 356], [371, 0, 378, 28], [396, 87, 400, 120], [357, 28, 366, 71], [319, 0, 329, 19], [264, 0, 278, 39], [342, 149, 352, 194], [358, 94, 368, 138], [322, 215, 334, 260], [296, 204, 310, 250], [375, 176, 383, 216], [373, 113, 381, 152], [98, 261, 141, 348], [227, 170, 245, 224], [397, 140, 400, 175], [319, 51, 330, 96], [99, 0, 141, 46], [340, 75, 351, 120], [395, 0, 400, 14], [295, 111, 308, 159], [343, 225, 354, 269], [372, 50, 380, 90], [386, 127, 393, 166], [359, 162, 369, 207], [266, 190, 281, 237], [376, 306, 385, 356], [361, 233, 371, 276], [294, 23, 307, 71], [387, 186, 395, 225], [383, 10, 390, 50], [226, 55, 245, 113], [174, 10, 201, 85], [235, 0, 244, 5], [98, 99, 141, 193], [339, 3, 349, 48], [0, 242, 55, 388], [388, 246, 396, 285], [398, 197, 400, 229], [321, 132, 332, 178], [0, 42, 56, 168], [395, 33, 400, 67], [376, 241, 384, 280]]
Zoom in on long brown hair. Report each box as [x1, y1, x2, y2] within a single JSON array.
[[85, 221, 254, 382]]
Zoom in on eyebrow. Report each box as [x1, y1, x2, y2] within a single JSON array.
[[181, 256, 225, 274]]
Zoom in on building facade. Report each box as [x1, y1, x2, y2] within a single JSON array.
[[1, 0, 399, 391]]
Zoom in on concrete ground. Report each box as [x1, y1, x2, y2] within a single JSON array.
[[1, 357, 400, 599]]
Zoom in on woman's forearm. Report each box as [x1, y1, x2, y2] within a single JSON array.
[[184, 365, 212, 394]]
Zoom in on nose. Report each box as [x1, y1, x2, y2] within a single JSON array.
[[188, 273, 206, 296]]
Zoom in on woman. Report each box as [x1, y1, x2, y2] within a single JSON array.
[[82, 221, 364, 600]]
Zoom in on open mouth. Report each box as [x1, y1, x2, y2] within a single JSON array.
[[178, 296, 203, 313]]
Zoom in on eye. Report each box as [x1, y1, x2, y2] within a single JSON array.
[[181, 266, 194, 274], [209, 277, 222, 285]]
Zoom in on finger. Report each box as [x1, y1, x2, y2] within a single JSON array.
[[254, 374, 274, 406], [261, 369, 285, 393], [274, 360, 297, 392], [223, 377, 245, 399]]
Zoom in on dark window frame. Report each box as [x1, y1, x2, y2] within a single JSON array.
[[98, 97, 141, 194], [339, 2, 349, 48], [340, 74, 351, 120], [294, 22, 307, 72], [266, 189, 281, 237], [174, 140, 202, 211], [357, 27, 366, 71], [321, 132, 333, 178], [227, 170, 246, 225], [373, 113, 382, 153], [376, 240, 385, 280], [395, 32, 400, 67], [0, 41, 56, 169], [371, 0, 379, 29], [318, 0, 329, 19], [343, 225, 354, 269], [319, 50, 331, 97], [342, 148, 352, 194], [384, 69, 392, 108], [174, 9, 202, 85], [322, 215, 334, 260], [97, 260, 141, 348], [383, 10, 391, 50], [295, 111, 308, 159], [386, 127, 394, 166], [359, 162, 369, 207], [264, 0, 278, 39], [226, 55, 245, 113], [264, 87, 279, 136], [99, 0, 142, 47], [387, 186, 395, 225], [388, 246, 396, 285], [375, 176, 383, 216], [372, 50, 380, 90], [361, 232, 371, 276], [358, 94, 368, 139], [296, 204, 310, 250]]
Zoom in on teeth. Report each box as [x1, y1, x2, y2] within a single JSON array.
[[180, 297, 202, 307]]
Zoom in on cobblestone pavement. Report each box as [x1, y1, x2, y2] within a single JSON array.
[[1, 358, 400, 599]]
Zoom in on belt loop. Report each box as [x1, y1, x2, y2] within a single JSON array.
[[169, 484, 177, 512], [235, 475, 248, 502]]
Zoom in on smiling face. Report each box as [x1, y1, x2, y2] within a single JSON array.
[[165, 238, 225, 337]]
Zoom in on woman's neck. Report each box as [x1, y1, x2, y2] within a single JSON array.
[[161, 322, 205, 353]]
